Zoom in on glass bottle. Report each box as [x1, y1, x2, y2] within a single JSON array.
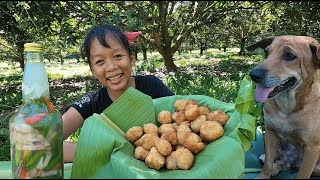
[[9, 43, 64, 179]]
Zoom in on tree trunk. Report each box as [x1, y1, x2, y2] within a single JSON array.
[[18, 53, 24, 71], [17, 43, 25, 71], [141, 46, 147, 61], [76, 54, 80, 63], [163, 53, 178, 72], [238, 38, 246, 56], [200, 42, 205, 55], [60, 55, 64, 65], [134, 52, 138, 61]]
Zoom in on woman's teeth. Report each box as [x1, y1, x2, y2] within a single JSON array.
[[108, 74, 122, 80]]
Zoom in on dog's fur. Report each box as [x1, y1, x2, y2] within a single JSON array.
[[247, 35, 320, 179]]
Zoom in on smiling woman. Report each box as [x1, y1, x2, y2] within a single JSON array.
[[61, 24, 175, 163]]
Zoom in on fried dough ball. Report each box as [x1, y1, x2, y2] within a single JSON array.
[[166, 151, 179, 170], [145, 147, 166, 170], [134, 146, 149, 161], [175, 144, 185, 150], [187, 99, 199, 106], [183, 133, 206, 154], [159, 124, 176, 135], [185, 104, 200, 121], [172, 123, 179, 131], [159, 123, 178, 145], [175, 147, 194, 170], [155, 138, 172, 156], [200, 121, 224, 142], [207, 110, 229, 125], [161, 131, 178, 146], [143, 123, 158, 134], [134, 133, 159, 150], [198, 106, 210, 116], [158, 110, 172, 124], [174, 99, 190, 112], [177, 124, 192, 145], [126, 126, 144, 142], [172, 111, 186, 125], [180, 121, 191, 127], [191, 115, 207, 133]]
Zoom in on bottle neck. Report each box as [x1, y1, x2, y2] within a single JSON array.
[[22, 51, 50, 103]]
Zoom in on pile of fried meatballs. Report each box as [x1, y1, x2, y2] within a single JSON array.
[[125, 99, 229, 171]]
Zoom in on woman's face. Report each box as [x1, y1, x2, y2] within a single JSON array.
[[89, 36, 135, 92]]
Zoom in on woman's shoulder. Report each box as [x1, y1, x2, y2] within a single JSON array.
[[135, 74, 169, 90], [79, 87, 107, 102], [135, 74, 159, 82], [135, 74, 174, 98]]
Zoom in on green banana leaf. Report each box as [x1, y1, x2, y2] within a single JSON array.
[[71, 76, 258, 179], [237, 75, 263, 118], [235, 75, 255, 115]]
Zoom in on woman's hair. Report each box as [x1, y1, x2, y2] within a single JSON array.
[[81, 24, 133, 67]]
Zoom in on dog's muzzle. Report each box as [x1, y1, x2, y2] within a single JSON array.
[[249, 68, 297, 103], [249, 68, 267, 84]]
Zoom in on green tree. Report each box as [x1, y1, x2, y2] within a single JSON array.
[[0, 1, 60, 70], [221, 1, 278, 55], [115, 1, 240, 71], [269, 1, 320, 39]]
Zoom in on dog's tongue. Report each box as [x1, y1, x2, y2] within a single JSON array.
[[255, 85, 275, 103]]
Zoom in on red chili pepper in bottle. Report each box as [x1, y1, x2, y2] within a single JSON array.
[[44, 96, 55, 113], [24, 113, 47, 124]]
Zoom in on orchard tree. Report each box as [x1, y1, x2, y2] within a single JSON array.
[[115, 1, 241, 71], [0, 1, 60, 70], [221, 1, 278, 55], [269, 1, 320, 39], [0, 1, 114, 68]]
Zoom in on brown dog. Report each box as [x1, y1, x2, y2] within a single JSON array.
[[247, 35, 320, 179]]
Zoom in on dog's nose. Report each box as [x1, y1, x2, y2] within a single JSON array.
[[249, 68, 267, 83]]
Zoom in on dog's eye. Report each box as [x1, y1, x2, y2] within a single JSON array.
[[283, 52, 296, 61]]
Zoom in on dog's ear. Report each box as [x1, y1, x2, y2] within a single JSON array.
[[310, 42, 320, 60], [310, 42, 320, 68], [246, 36, 275, 51]]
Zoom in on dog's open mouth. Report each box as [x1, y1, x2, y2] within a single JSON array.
[[269, 77, 297, 97], [255, 77, 297, 103]]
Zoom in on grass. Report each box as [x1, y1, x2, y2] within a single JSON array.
[[0, 47, 264, 161]]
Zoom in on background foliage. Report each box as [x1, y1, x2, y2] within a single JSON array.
[[1, 1, 319, 161]]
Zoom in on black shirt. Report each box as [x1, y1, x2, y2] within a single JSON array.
[[71, 75, 174, 120]]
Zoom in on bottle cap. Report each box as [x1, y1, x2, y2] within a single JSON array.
[[24, 43, 43, 52]]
